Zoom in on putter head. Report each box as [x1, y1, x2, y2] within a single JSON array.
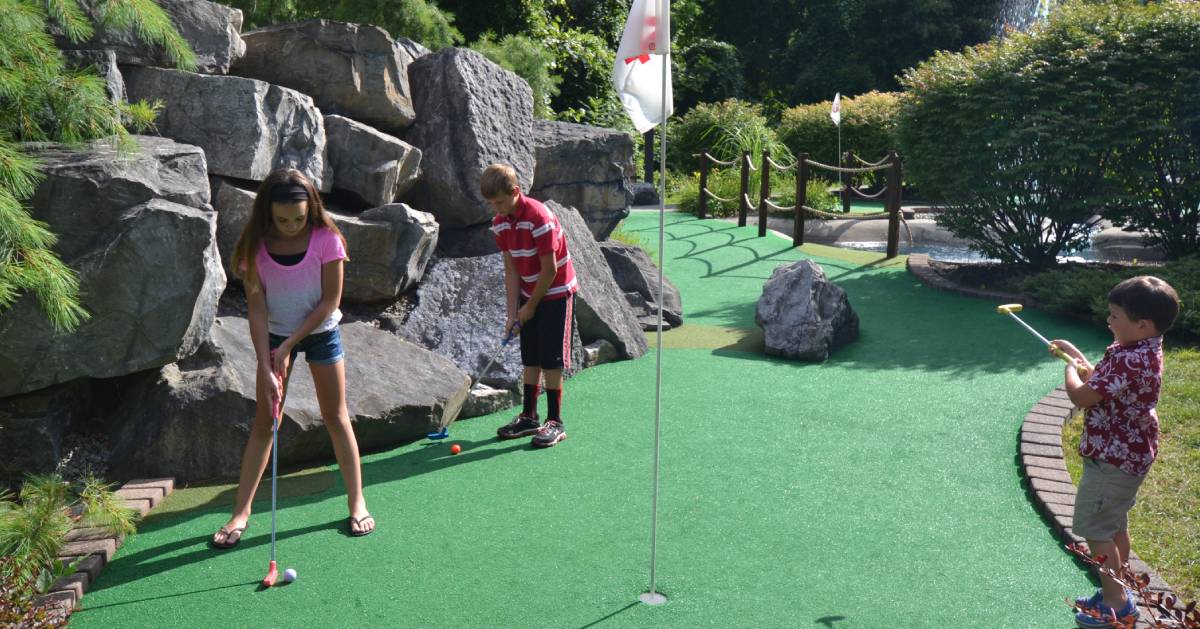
[[996, 303, 1023, 315], [427, 427, 450, 440], [263, 560, 278, 587]]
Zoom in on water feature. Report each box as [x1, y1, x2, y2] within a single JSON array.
[[995, 0, 1056, 34], [837, 241, 1101, 264]]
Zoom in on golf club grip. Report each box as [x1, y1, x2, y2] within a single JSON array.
[[1050, 346, 1089, 377]]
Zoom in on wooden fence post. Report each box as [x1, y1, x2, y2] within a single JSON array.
[[738, 150, 751, 227], [697, 153, 709, 220], [886, 151, 902, 259], [758, 151, 771, 237], [841, 150, 853, 214], [795, 154, 809, 247]]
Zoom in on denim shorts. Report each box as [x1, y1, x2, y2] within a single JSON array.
[[268, 327, 344, 366]]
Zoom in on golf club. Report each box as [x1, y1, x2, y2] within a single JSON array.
[[262, 354, 283, 587], [996, 304, 1087, 376], [427, 322, 521, 440]]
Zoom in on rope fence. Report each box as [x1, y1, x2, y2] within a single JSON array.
[[694, 147, 906, 257]]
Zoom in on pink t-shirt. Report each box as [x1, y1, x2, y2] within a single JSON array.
[[255, 226, 347, 337]]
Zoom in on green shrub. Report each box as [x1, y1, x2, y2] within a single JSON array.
[[229, 0, 464, 50], [667, 99, 789, 173], [674, 39, 745, 115], [778, 91, 901, 173], [1019, 256, 1200, 339], [898, 1, 1200, 269], [0, 474, 139, 599], [0, 556, 65, 628]]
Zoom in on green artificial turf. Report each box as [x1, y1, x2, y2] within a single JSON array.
[[72, 213, 1111, 628]]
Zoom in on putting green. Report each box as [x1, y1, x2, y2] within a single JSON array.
[[72, 213, 1109, 628]]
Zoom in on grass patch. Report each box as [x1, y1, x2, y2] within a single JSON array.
[[608, 221, 657, 262], [1063, 345, 1200, 602]]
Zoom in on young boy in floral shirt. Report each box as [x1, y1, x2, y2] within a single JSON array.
[[1051, 276, 1181, 629]]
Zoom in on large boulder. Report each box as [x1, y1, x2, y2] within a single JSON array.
[[333, 204, 438, 303], [325, 115, 422, 207], [0, 382, 91, 482], [234, 20, 416, 133], [404, 48, 536, 228], [548, 201, 648, 360], [755, 260, 859, 361], [433, 223, 500, 259], [208, 180, 437, 303], [395, 38, 430, 66], [400, 254, 584, 390], [53, 0, 245, 74], [123, 67, 329, 190], [530, 120, 634, 240], [0, 139, 223, 398], [599, 241, 683, 330], [106, 317, 471, 481]]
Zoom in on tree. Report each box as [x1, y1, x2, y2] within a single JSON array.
[[228, 0, 464, 50], [0, 0, 187, 332]]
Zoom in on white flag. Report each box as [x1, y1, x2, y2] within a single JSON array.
[[613, 0, 673, 134], [830, 92, 842, 126]]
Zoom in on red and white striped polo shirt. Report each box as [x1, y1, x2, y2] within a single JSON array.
[[491, 194, 578, 301]]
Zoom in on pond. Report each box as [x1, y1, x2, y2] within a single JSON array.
[[836, 241, 1102, 264]]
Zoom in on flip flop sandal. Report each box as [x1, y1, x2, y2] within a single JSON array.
[[211, 526, 246, 549], [348, 515, 375, 537]]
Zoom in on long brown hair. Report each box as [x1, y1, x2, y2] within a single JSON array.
[[232, 169, 349, 294]]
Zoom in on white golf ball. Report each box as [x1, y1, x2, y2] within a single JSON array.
[[282, 568, 297, 583]]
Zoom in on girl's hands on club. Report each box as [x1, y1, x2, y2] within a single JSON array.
[[260, 361, 283, 408], [272, 340, 294, 375]]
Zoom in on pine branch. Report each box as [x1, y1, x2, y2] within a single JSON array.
[[95, 0, 197, 71], [42, 0, 94, 43]]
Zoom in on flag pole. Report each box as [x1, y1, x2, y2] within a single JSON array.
[[638, 18, 669, 606]]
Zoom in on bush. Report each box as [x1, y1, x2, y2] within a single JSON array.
[[1019, 256, 1200, 340], [898, 3, 1126, 269], [667, 99, 789, 173], [778, 91, 901, 172], [0, 556, 65, 628], [898, 1, 1200, 269], [673, 39, 745, 116], [229, 0, 464, 50]]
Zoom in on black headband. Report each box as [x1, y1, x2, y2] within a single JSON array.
[[269, 182, 310, 202]]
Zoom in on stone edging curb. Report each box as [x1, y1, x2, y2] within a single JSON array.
[[905, 253, 1186, 623], [36, 478, 175, 616]]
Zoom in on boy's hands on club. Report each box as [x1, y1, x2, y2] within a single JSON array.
[[1050, 339, 1092, 379]]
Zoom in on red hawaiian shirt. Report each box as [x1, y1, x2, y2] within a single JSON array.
[[1080, 336, 1163, 476]]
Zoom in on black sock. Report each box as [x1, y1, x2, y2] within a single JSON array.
[[546, 388, 562, 422], [523, 383, 539, 417]]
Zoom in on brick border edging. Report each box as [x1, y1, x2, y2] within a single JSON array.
[[906, 252, 1038, 304], [35, 478, 175, 617], [1021, 392, 1181, 626]]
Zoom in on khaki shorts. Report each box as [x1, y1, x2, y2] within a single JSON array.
[[1072, 457, 1146, 541]]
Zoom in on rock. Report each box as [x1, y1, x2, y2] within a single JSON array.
[[599, 241, 683, 330], [324, 115, 422, 207], [123, 66, 329, 190], [404, 48, 536, 228], [530, 120, 634, 240], [63, 50, 125, 104], [0, 382, 91, 482], [458, 384, 514, 420], [234, 20, 416, 133], [755, 260, 859, 361], [334, 204, 438, 303], [209, 181, 436, 302], [53, 0, 245, 74], [106, 317, 470, 481], [209, 176, 256, 278], [400, 254, 584, 390], [395, 37, 430, 66], [434, 223, 500, 258], [548, 201, 649, 360], [0, 139, 224, 397], [631, 181, 660, 206], [582, 340, 618, 368]]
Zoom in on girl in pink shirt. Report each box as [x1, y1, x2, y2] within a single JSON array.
[[212, 169, 374, 548]]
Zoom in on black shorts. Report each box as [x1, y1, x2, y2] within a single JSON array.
[[519, 295, 574, 370]]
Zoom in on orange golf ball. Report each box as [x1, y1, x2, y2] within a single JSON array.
[[450, 444, 462, 454]]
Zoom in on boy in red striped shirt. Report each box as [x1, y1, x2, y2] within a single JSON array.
[[483, 164, 578, 447]]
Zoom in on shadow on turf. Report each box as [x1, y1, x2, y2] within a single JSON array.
[[576, 602, 639, 628], [86, 519, 342, 593], [72, 581, 257, 614]]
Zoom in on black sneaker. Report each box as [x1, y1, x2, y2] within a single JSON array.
[[532, 420, 566, 448], [497, 413, 540, 440]]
